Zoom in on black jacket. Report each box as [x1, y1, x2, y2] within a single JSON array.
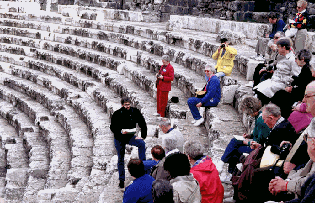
[[110, 107, 147, 142], [291, 63, 314, 101]]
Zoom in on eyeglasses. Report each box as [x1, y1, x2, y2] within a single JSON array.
[[297, 6, 301, 9], [123, 103, 131, 106], [304, 133, 315, 142], [274, 37, 280, 39], [304, 93, 315, 99]]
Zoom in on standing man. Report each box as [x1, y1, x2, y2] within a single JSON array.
[[110, 97, 147, 188], [156, 55, 174, 117], [287, 0, 309, 52], [212, 38, 237, 78], [253, 12, 285, 61]]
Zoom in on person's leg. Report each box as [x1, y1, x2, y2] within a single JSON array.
[[114, 138, 126, 182], [128, 136, 146, 161], [295, 29, 307, 52], [157, 88, 161, 116], [158, 91, 169, 117], [253, 63, 265, 87], [187, 97, 202, 120], [215, 72, 226, 78], [221, 138, 245, 163]]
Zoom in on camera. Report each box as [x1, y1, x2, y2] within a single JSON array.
[[220, 44, 225, 48], [266, 64, 275, 71], [279, 143, 291, 159], [156, 74, 162, 78]]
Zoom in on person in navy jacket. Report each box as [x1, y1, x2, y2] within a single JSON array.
[[156, 55, 174, 117], [187, 64, 221, 126], [123, 159, 155, 203]]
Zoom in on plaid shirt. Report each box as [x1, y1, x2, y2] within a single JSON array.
[[290, 9, 308, 29]]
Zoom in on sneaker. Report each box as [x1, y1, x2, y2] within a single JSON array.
[[245, 81, 254, 87], [220, 173, 232, 183], [255, 55, 265, 61], [153, 113, 160, 117], [193, 118, 204, 126], [191, 120, 197, 124], [216, 161, 225, 174], [119, 180, 124, 188]]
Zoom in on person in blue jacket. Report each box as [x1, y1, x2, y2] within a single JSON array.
[[123, 159, 155, 203], [188, 64, 221, 126]]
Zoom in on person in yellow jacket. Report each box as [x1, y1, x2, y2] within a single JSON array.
[[212, 38, 237, 77]]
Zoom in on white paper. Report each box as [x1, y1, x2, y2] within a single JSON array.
[[233, 135, 245, 141]]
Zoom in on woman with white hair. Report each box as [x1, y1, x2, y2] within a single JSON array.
[[156, 55, 174, 117], [187, 65, 221, 126]]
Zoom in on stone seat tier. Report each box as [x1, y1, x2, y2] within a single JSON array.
[[0, 37, 190, 118], [0, 82, 72, 190], [1, 71, 95, 183], [0, 13, 260, 81], [0, 99, 43, 201]]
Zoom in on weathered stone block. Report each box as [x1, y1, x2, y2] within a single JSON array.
[[216, 29, 246, 45]]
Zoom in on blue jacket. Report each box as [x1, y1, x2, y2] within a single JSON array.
[[201, 75, 221, 107], [269, 19, 286, 39], [143, 160, 158, 175], [123, 174, 155, 203]]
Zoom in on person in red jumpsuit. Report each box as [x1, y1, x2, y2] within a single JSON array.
[[156, 55, 174, 117]]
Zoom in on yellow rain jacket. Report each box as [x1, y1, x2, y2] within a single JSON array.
[[212, 46, 237, 76]]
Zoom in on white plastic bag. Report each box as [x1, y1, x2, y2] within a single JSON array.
[[285, 28, 298, 38]]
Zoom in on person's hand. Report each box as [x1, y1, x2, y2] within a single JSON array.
[[270, 44, 277, 51], [243, 139, 249, 145], [269, 177, 288, 195], [259, 69, 267, 74], [269, 70, 274, 74], [285, 86, 293, 93], [265, 34, 269, 38], [135, 137, 143, 140], [122, 130, 127, 134], [250, 141, 261, 149], [292, 102, 302, 112], [158, 75, 163, 80], [243, 133, 251, 139], [196, 102, 202, 107], [283, 162, 296, 174]]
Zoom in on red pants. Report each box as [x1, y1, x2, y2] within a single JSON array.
[[157, 89, 169, 117]]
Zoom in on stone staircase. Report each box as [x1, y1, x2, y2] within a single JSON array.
[[0, 3, 307, 202]]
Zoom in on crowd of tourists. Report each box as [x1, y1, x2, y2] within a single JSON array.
[[109, 0, 315, 202]]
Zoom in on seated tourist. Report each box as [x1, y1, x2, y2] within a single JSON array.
[[271, 49, 314, 118], [253, 12, 285, 61], [212, 38, 237, 78], [152, 179, 174, 203], [187, 64, 221, 127], [158, 118, 184, 152], [163, 153, 202, 203], [143, 145, 165, 175], [268, 118, 315, 202], [151, 136, 180, 181], [217, 96, 270, 179], [254, 38, 301, 105], [288, 102, 313, 134], [123, 159, 155, 203], [252, 31, 284, 87], [184, 140, 224, 203]]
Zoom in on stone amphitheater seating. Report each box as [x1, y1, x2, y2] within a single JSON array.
[[1, 3, 314, 202]]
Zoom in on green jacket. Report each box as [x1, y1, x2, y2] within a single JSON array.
[[248, 112, 271, 146]]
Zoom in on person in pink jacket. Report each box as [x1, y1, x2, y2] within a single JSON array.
[[184, 140, 224, 203], [156, 55, 174, 117], [288, 102, 313, 134]]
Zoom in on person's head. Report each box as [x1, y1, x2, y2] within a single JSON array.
[[127, 159, 145, 178], [204, 64, 216, 78], [183, 140, 204, 164], [268, 12, 279, 24], [295, 49, 312, 67], [152, 180, 174, 203], [220, 38, 228, 45], [276, 38, 291, 55], [151, 145, 165, 161], [162, 137, 177, 153], [262, 103, 281, 128], [159, 118, 172, 134], [162, 55, 170, 66], [273, 31, 285, 44], [303, 81, 315, 117], [121, 97, 131, 110], [297, 0, 307, 13], [163, 153, 190, 179], [239, 96, 262, 117]]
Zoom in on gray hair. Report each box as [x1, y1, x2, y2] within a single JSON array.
[[162, 137, 177, 153], [239, 96, 262, 115], [297, 0, 307, 8], [159, 118, 171, 127], [205, 64, 216, 73], [275, 31, 285, 38], [162, 55, 170, 62], [263, 103, 281, 117], [183, 140, 204, 160]]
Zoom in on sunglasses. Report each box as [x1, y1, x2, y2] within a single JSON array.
[[274, 37, 280, 39], [304, 93, 315, 99], [297, 6, 301, 9]]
